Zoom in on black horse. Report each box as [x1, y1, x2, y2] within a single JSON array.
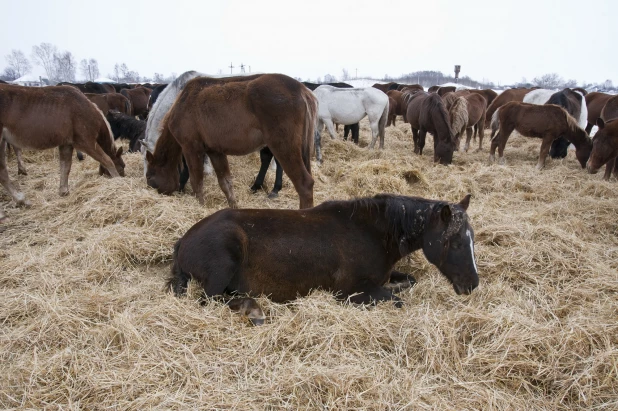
[[547, 88, 586, 159], [106, 110, 146, 152], [168, 194, 479, 325], [147, 83, 168, 111]]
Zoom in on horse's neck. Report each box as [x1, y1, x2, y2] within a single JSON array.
[[566, 127, 589, 148]]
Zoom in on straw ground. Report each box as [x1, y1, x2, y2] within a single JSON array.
[[1, 119, 617, 409]]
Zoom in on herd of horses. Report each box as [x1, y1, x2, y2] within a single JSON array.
[[2, 72, 617, 325]]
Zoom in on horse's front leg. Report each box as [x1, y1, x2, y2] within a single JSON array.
[[58, 144, 74, 196], [343, 285, 403, 308], [11, 145, 27, 175], [324, 119, 337, 140], [412, 127, 420, 154], [418, 128, 427, 156], [536, 136, 553, 171], [183, 148, 206, 205], [208, 152, 237, 208], [0, 138, 28, 206], [603, 157, 617, 181], [228, 297, 266, 326], [269, 156, 283, 199]]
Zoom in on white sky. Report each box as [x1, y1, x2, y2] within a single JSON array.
[[1, 0, 616, 85]]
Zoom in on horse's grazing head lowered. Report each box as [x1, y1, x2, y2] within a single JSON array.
[[421, 195, 479, 295], [587, 118, 618, 174], [144, 149, 180, 194]]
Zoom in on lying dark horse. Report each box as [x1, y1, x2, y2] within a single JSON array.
[[168, 194, 479, 325]]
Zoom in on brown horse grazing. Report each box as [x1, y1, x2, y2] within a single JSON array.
[[85, 93, 132, 115], [584, 92, 613, 133], [484, 88, 533, 127], [600, 95, 618, 122], [397, 84, 423, 92], [405, 92, 455, 164], [449, 94, 487, 152], [145, 74, 317, 209], [121, 86, 151, 118], [586, 118, 618, 180], [489, 101, 592, 170], [386, 90, 407, 126], [467, 89, 498, 107], [167, 194, 479, 325], [0, 85, 124, 205]]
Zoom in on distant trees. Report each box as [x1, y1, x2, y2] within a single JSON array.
[[111, 62, 140, 83], [4, 50, 32, 80], [341, 68, 349, 81], [80, 58, 100, 81], [30, 43, 76, 82], [532, 73, 563, 89]]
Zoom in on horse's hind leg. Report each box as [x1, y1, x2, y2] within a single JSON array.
[[368, 119, 380, 149], [228, 297, 266, 326], [58, 145, 73, 196], [322, 119, 337, 140], [418, 128, 427, 156], [464, 128, 473, 152], [476, 121, 485, 152], [602, 157, 616, 181], [207, 152, 237, 208], [536, 136, 554, 171], [0, 139, 28, 206], [412, 127, 420, 154], [269, 142, 314, 209]]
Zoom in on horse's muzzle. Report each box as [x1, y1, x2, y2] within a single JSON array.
[[453, 282, 477, 295], [586, 161, 600, 174]]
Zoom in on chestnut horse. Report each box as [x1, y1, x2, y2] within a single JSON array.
[[467, 89, 498, 107], [489, 101, 591, 170], [386, 90, 407, 126], [601, 95, 618, 122], [85, 93, 132, 115], [168, 194, 479, 325], [145, 74, 317, 209], [405, 91, 455, 164], [584, 92, 613, 134], [485, 88, 534, 127], [449, 94, 487, 152], [121, 86, 151, 118], [0, 85, 124, 207], [586, 118, 618, 180]]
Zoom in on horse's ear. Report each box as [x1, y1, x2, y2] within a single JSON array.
[[116, 146, 123, 156], [439, 204, 452, 224], [146, 150, 155, 163], [597, 118, 605, 129], [458, 194, 471, 211]]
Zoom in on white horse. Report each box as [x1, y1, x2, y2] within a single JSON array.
[[142, 70, 206, 175], [313, 86, 389, 162]]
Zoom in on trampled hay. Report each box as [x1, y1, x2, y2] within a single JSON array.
[[1, 119, 617, 409]]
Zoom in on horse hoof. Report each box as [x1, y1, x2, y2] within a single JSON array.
[[59, 190, 70, 197], [267, 192, 279, 199], [18, 169, 28, 176]]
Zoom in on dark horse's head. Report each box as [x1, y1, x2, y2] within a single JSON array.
[[144, 149, 180, 194], [587, 118, 618, 173], [574, 127, 593, 169], [422, 195, 479, 295]]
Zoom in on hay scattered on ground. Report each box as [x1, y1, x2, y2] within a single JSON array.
[[1, 119, 617, 409]]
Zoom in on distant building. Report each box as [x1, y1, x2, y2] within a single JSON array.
[[12, 74, 50, 87]]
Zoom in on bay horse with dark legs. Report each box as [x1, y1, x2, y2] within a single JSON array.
[[404, 91, 455, 164], [0, 85, 124, 206], [489, 101, 592, 170], [145, 74, 317, 209], [586, 118, 618, 180], [168, 194, 479, 325]]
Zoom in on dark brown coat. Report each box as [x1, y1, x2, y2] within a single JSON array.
[[600, 95, 618, 122], [585, 92, 613, 133], [85, 93, 132, 115], [586, 118, 618, 180], [485, 88, 533, 127], [121, 86, 151, 118]]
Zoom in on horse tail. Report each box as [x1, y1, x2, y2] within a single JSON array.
[[300, 87, 317, 174], [165, 239, 186, 295], [125, 98, 132, 116], [378, 98, 389, 145], [490, 107, 501, 141], [449, 97, 468, 136]]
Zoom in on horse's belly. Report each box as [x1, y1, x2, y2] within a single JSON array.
[[327, 104, 366, 125]]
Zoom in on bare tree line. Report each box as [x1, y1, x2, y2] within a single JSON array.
[[1, 42, 177, 84]]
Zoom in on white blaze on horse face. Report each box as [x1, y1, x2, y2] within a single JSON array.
[[466, 229, 478, 274]]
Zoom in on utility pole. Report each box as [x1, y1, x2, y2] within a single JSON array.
[[240, 63, 245, 73], [454, 65, 461, 84], [229, 62, 235, 74], [355, 68, 358, 79]]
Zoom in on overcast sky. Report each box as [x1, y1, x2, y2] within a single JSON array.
[[1, 0, 616, 85]]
